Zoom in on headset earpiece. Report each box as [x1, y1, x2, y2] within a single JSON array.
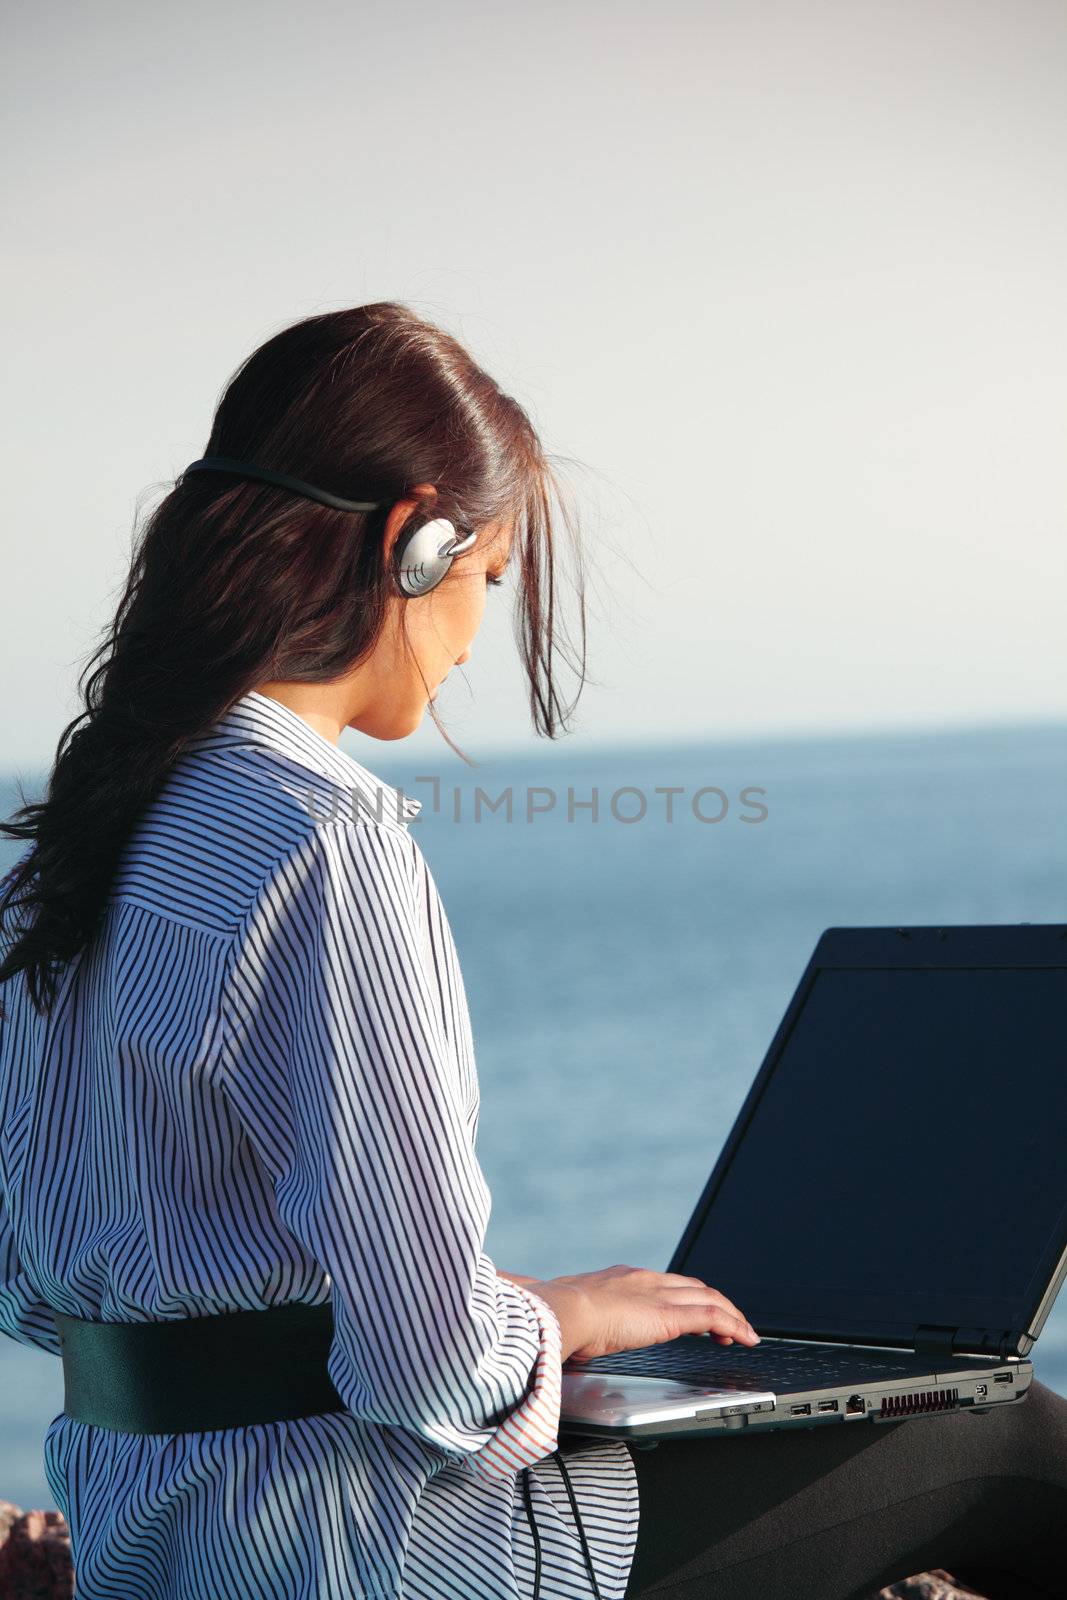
[[177, 458, 479, 601], [393, 517, 478, 598]]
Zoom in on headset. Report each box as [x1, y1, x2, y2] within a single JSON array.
[[179, 455, 478, 598]]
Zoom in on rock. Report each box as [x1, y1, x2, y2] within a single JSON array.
[[0, 1505, 74, 1599], [0, 1499, 24, 1544], [877, 1571, 988, 1598]]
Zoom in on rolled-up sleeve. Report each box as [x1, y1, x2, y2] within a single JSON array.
[[218, 818, 561, 1477]]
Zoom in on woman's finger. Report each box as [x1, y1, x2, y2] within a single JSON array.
[[661, 1275, 752, 1330], [667, 1288, 758, 1337]]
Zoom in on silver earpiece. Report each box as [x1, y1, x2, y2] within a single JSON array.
[[177, 459, 478, 601], [394, 517, 478, 598]]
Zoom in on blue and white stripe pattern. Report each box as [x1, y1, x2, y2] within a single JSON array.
[[0, 689, 639, 1599]]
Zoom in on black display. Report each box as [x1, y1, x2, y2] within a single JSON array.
[[679, 961, 1067, 1349]]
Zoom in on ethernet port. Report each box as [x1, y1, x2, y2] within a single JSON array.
[[845, 1395, 865, 1414]]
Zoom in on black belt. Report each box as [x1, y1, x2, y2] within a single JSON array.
[[53, 1300, 348, 1434]]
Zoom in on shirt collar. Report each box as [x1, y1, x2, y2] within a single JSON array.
[[188, 689, 422, 827]]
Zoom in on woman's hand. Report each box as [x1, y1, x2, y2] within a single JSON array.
[[516, 1264, 761, 1363], [495, 1269, 542, 1289]]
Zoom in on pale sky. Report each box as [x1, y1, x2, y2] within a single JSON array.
[[3, 0, 1065, 772]]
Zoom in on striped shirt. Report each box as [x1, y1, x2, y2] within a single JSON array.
[[0, 688, 639, 1600]]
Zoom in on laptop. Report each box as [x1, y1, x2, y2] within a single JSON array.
[[557, 924, 1067, 1444]]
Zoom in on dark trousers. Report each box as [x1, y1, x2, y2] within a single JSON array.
[[619, 1379, 1067, 1599]]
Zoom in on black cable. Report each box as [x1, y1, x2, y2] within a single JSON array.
[[520, 1467, 543, 1600], [560, 1448, 606, 1599], [522, 1452, 604, 1599]]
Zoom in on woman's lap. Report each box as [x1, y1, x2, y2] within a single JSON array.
[[622, 1379, 1067, 1600]]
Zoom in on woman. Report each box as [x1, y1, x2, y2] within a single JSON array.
[[0, 303, 1063, 1600]]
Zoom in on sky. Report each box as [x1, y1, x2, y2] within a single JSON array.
[[2, 0, 1065, 773]]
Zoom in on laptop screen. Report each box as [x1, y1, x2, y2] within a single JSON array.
[[675, 948, 1067, 1350]]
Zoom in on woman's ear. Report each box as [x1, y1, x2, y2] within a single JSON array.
[[382, 484, 439, 565]]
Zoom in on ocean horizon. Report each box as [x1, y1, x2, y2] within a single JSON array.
[[2, 716, 1065, 1511]]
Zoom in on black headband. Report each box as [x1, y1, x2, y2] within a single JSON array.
[[180, 456, 383, 513]]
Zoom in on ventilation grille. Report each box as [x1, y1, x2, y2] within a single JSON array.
[[880, 1387, 959, 1418]]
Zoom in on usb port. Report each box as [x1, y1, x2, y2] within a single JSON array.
[[817, 1400, 839, 1413], [790, 1403, 812, 1415], [994, 1372, 1014, 1384]]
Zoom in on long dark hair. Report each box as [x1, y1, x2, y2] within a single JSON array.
[[0, 302, 589, 1017]]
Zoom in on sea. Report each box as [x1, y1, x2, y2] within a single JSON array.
[[1, 718, 1065, 1512]]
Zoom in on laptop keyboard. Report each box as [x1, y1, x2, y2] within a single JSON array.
[[566, 1335, 975, 1389]]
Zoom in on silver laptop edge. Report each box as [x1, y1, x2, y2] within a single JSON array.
[[559, 1346, 1033, 1442]]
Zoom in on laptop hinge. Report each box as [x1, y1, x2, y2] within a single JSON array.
[[912, 1324, 1019, 1359], [913, 1324, 959, 1358]]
